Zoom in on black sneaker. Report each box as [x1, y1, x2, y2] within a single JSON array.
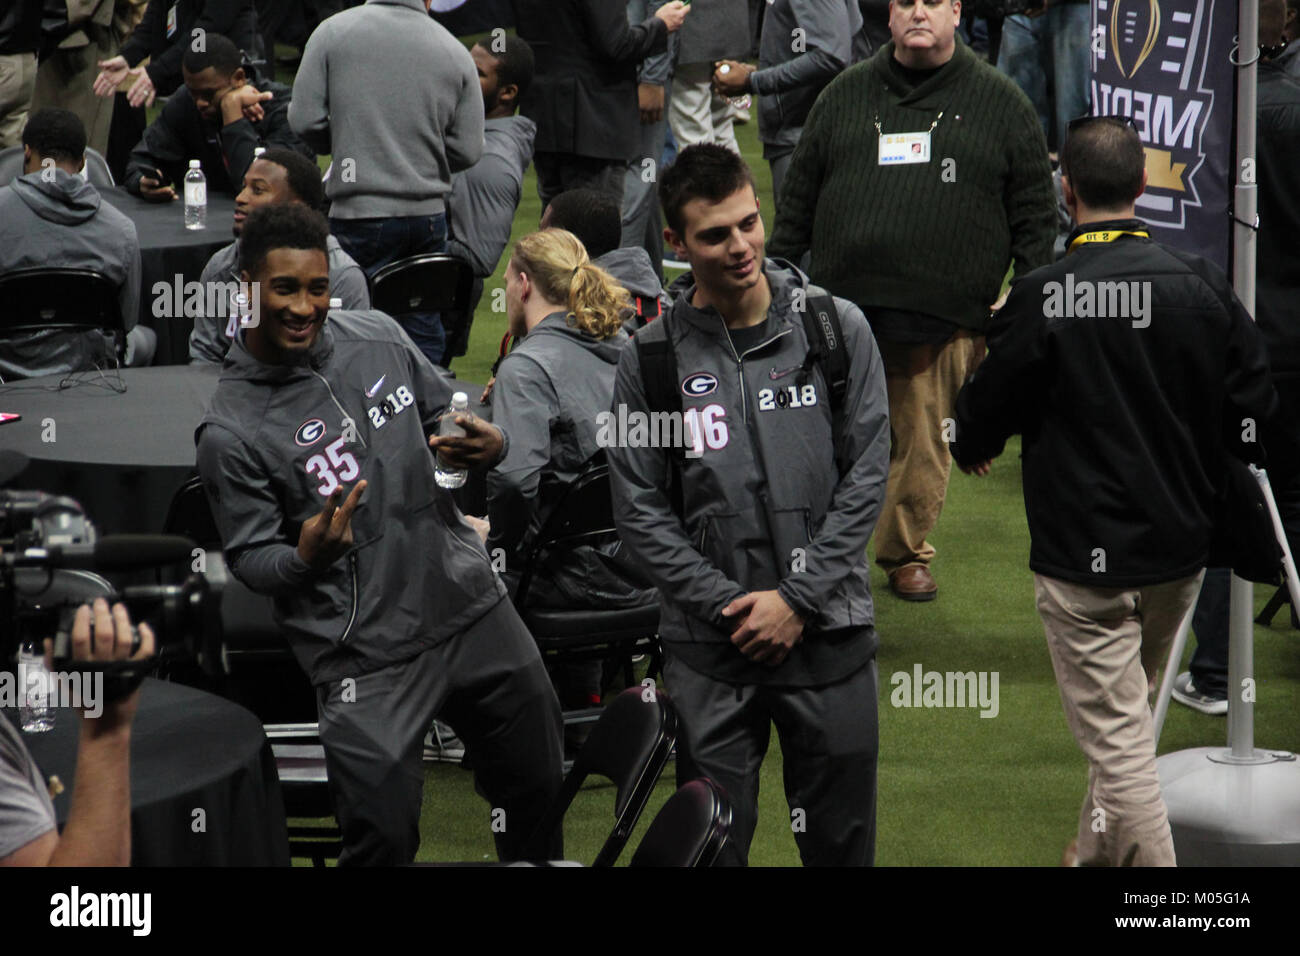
[[1171, 672, 1228, 716]]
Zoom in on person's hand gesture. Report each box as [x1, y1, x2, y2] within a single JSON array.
[[428, 416, 504, 470], [655, 1, 689, 32], [125, 66, 156, 108], [93, 56, 129, 97], [221, 84, 274, 125], [297, 481, 368, 570], [722, 590, 804, 667]]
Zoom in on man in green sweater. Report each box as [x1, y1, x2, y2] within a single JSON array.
[[770, 0, 1056, 601]]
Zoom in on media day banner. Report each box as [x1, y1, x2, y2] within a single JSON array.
[[1090, 0, 1237, 271]]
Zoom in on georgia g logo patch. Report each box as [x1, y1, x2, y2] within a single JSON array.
[[681, 372, 718, 397], [295, 418, 327, 447]]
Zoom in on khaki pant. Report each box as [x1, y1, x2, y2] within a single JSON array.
[[0, 52, 38, 150], [1034, 570, 1204, 867], [874, 330, 985, 575], [668, 60, 740, 154]]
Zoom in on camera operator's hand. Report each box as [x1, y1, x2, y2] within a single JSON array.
[[69, 599, 156, 730], [297, 481, 368, 570], [2, 598, 152, 866]]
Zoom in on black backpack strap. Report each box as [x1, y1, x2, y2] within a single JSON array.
[[801, 292, 848, 412], [633, 313, 685, 517]]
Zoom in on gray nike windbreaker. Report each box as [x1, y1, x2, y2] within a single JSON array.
[[196, 309, 508, 685]]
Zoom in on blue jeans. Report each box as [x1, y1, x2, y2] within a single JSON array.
[[330, 213, 448, 368], [997, 5, 1092, 150]]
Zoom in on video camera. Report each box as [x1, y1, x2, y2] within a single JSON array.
[[0, 489, 225, 699]]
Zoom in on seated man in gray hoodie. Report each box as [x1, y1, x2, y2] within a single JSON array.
[[190, 147, 369, 364], [443, 34, 537, 366], [541, 188, 669, 330], [0, 108, 154, 381]]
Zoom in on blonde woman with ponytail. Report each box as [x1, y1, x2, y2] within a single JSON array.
[[485, 228, 655, 724]]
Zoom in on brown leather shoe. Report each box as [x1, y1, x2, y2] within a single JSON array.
[[889, 565, 937, 601]]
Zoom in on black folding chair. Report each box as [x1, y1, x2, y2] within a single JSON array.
[[629, 778, 732, 868], [163, 475, 339, 865], [512, 454, 663, 736], [0, 268, 126, 367], [523, 686, 678, 866], [368, 253, 475, 365]]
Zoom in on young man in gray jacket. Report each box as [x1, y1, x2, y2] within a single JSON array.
[[189, 148, 369, 365], [607, 145, 891, 865], [289, 0, 484, 368], [196, 204, 563, 866]]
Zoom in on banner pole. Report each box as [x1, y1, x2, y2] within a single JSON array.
[[1228, 0, 1260, 759]]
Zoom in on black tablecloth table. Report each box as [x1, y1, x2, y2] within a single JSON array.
[[0, 366, 489, 532], [99, 187, 237, 366], [0, 366, 221, 534], [4, 678, 290, 866]]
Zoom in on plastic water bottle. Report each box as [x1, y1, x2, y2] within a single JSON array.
[[18, 640, 54, 733], [716, 63, 752, 112], [184, 159, 206, 230], [435, 392, 471, 489]]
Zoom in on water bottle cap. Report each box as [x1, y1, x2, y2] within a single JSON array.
[[329, 297, 343, 309], [189, 159, 201, 168], [451, 391, 468, 407], [253, 147, 266, 157]]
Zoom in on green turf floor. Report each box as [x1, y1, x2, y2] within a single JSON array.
[[239, 41, 1299, 867]]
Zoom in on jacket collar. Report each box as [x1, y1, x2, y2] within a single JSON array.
[[668, 258, 810, 348], [871, 39, 976, 106], [1064, 217, 1151, 253]]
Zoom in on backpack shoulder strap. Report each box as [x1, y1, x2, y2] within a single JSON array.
[[633, 312, 685, 516], [801, 291, 848, 412]]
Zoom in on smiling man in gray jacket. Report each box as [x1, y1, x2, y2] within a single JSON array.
[[607, 145, 890, 865], [196, 204, 563, 866]]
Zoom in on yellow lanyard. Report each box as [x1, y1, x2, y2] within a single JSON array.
[[1068, 229, 1151, 252]]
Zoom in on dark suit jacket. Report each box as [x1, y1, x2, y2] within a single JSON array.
[[119, 0, 257, 95], [512, 0, 668, 162]]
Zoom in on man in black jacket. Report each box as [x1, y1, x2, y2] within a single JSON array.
[[93, 0, 257, 107], [0, 0, 42, 148], [512, 0, 688, 212], [951, 118, 1276, 867], [124, 33, 311, 200]]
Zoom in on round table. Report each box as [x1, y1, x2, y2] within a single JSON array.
[[0, 365, 221, 534], [100, 187, 237, 366], [6, 677, 290, 866], [0, 365, 488, 533]]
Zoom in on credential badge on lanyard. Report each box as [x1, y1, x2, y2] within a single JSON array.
[[875, 110, 944, 166], [166, 3, 179, 40]]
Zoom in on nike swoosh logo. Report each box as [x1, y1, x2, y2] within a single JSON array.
[[769, 365, 802, 381], [365, 374, 386, 398]]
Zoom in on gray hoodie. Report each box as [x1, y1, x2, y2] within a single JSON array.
[[447, 115, 536, 278], [752, 0, 867, 150], [594, 246, 670, 330], [606, 259, 890, 686], [196, 309, 509, 685], [486, 312, 651, 606], [0, 170, 140, 380], [189, 234, 371, 364], [289, 0, 485, 219]]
